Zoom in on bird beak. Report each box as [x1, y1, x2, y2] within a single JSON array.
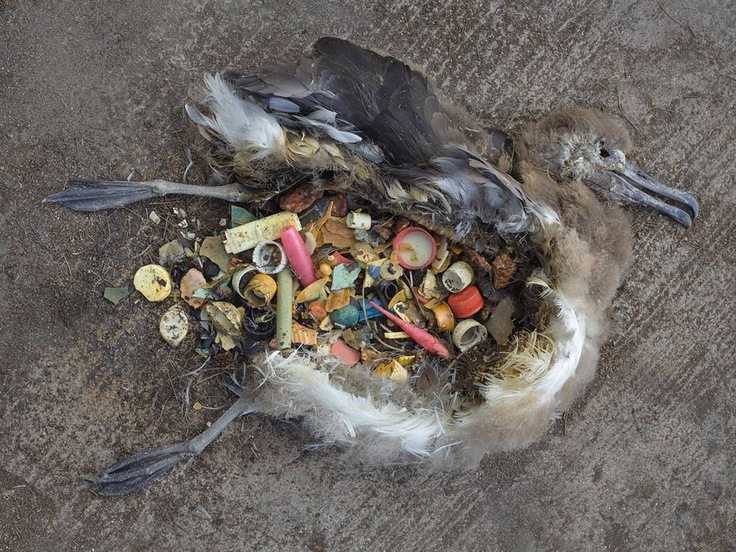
[[586, 161, 699, 228]]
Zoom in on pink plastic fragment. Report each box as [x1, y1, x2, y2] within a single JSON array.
[[330, 340, 361, 366], [280, 225, 317, 286]]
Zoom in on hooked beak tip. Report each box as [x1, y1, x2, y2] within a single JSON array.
[[686, 196, 700, 221], [588, 162, 699, 229]]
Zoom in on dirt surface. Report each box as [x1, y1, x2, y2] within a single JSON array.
[[1, 1, 734, 550]]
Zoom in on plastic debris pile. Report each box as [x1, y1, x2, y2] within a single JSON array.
[[131, 185, 529, 397]]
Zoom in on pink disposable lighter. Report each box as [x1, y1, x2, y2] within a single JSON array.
[[280, 225, 317, 286]]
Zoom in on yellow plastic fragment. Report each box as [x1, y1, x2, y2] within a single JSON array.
[[373, 359, 409, 382], [295, 277, 330, 303], [325, 288, 352, 312], [241, 274, 277, 309], [350, 242, 378, 266], [384, 331, 410, 339], [291, 320, 317, 345], [431, 301, 456, 332], [275, 269, 293, 350], [388, 290, 407, 310], [418, 272, 443, 300], [205, 301, 244, 351], [205, 302, 244, 335], [319, 316, 334, 331], [379, 259, 404, 281], [134, 264, 172, 302]]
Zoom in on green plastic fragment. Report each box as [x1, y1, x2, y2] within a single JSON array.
[[103, 286, 130, 305]]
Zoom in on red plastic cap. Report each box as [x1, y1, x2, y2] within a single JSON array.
[[447, 285, 483, 318], [393, 227, 437, 270]]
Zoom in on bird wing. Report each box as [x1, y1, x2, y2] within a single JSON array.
[[224, 37, 552, 237], [226, 36, 458, 165]]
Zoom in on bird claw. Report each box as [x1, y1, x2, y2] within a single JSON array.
[[86, 394, 257, 495], [86, 442, 197, 496]]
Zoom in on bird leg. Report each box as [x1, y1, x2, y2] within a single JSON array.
[[86, 394, 257, 496], [42, 179, 269, 212], [45, 174, 512, 254]]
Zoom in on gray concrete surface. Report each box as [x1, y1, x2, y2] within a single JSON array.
[[1, 1, 734, 550]]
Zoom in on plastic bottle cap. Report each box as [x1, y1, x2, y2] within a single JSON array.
[[441, 261, 474, 293], [452, 319, 488, 352], [447, 285, 484, 318], [393, 227, 437, 270], [253, 241, 287, 274]]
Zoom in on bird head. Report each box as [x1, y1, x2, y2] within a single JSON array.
[[519, 108, 699, 228]]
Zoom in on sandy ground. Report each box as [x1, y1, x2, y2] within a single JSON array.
[[1, 1, 734, 550]]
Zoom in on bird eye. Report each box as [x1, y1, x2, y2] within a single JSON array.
[[599, 147, 610, 158]]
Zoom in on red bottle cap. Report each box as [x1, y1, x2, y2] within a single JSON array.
[[393, 227, 437, 270], [447, 285, 483, 318]]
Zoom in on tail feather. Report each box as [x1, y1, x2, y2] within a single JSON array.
[[186, 73, 286, 161]]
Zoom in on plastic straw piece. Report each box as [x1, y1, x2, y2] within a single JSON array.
[[280, 225, 317, 286], [369, 301, 451, 358], [275, 269, 293, 350]]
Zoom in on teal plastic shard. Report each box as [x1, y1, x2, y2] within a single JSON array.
[[331, 263, 361, 291], [230, 205, 256, 227], [329, 303, 360, 328]]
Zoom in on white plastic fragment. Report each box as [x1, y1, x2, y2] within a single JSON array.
[[223, 211, 302, 254], [199, 236, 230, 272], [346, 211, 371, 230], [158, 239, 187, 267], [159, 304, 189, 347]]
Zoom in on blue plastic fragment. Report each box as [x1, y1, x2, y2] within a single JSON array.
[[367, 264, 382, 279], [357, 298, 384, 322]]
